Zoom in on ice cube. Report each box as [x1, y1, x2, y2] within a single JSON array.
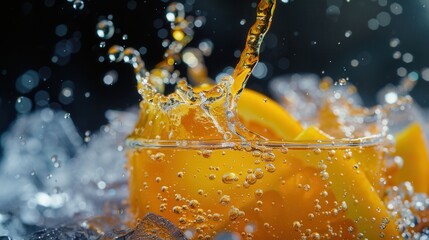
[[128, 213, 186, 240], [27, 224, 100, 240]]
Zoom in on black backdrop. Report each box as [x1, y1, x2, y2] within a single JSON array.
[[1, 0, 429, 145]]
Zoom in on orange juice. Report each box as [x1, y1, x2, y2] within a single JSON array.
[[117, 0, 429, 238], [127, 137, 399, 239]]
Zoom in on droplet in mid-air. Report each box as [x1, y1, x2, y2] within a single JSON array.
[[96, 20, 115, 40], [165, 2, 185, 23], [73, 0, 84, 10], [108, 45, 125, 62]]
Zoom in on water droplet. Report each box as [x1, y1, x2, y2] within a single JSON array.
[[73, 0, 84, 10], [108, 45, 125, 62], [15, 96, 32, 114], [345, 30, 352, 38], [97, 181, 106, 189], [165, 2, 185, 23], [96, 20, 114, 39]]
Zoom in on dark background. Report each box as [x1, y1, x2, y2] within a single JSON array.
[[1, 0, 429, 149]]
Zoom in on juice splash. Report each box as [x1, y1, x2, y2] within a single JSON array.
[[123, 0, 404, 239], [111, 0, 276, 143]]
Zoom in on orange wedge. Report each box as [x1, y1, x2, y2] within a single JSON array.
[[238, 88, 303, 140], [223, 126, 398, 239], [289, 126, 399, 238], [393, 122, 429, 194]]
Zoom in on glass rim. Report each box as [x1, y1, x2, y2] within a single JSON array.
[[126, 134, 384, 150]]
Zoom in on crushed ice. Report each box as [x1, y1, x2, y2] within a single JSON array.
[[0, 108, 137, 238]]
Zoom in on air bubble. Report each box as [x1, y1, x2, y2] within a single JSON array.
[[228, 206, 241, 220], [222, 172, 239, 184], [246, 174, 257, 185], [261, 152, 275, 162], [189, 199, 200, 208], [303, 184, 311, 191], [254, 189, 263, 198], [219, 195, 231, 206], [292, 221, 302, 231], [265, 163, 276, 173], [208, 174, 216, 180], [254, 168, 264, 179]]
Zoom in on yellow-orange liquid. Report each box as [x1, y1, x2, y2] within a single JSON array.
[[123, 0, 403, 238], [128, 139, 399, 239]]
